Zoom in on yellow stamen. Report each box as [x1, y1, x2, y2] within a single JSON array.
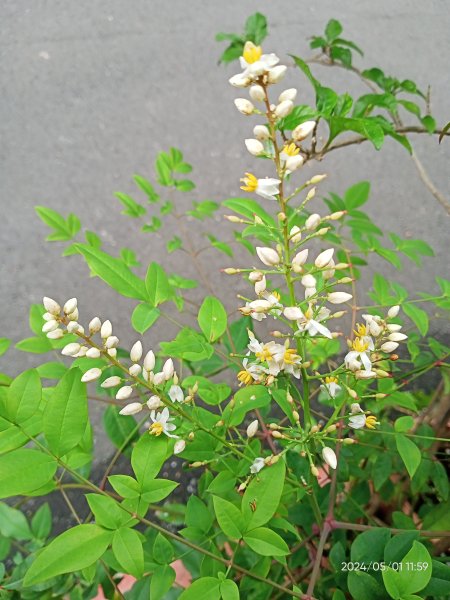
[[272, 291, 281, 302], [240, 172, 258, 193], [243, 41, 262, 64], [282, 143, 300, 157], [237, 370, 253, 386], [149, 422, 164, 436], [352, 337, 369, 353], [284, 348, 300, 365], [255, 347, 273, 362], [365, 415, 378, 429], [353, 323, 368, 338], [325, 376, 338, 385]]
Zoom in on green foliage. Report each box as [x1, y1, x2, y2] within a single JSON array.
[[216, 12, 268, 63]]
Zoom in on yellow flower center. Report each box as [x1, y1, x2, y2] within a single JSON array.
[[255, 347, 273, 362], [240, 172, 258, 193], [243, 41, 262, 64], [325, 376, 338, 384], [354, 323, 368, 337], [284, 348, 300, 364], [282, 143, 300, 157], [305, 307, 313, 320], [149, 422, 164, 436], [365, 415, 378, 429], [237, 370, 253, 386], [272, 291, 281, 302], [352, 337, 369, 353]]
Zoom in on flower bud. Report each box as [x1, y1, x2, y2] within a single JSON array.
[[301, 274, 316, 288], [153, 371, 165, 385], [325, 424, 337, 433], [289, 226, 302, 244], [292, 248, 309, 269], [292, 121, 316, 142], [129, 364, 142, 377], [100, 320, 112, 339], [143, 350, 155, 372], [315, 248, 334, 269], [174, 439, 186, 455], [47, 328, 64, 339], [245, 138, 265, 156], [249, 84, 265, 102], [355, 370, 377, 379], [254, 276, 267, 295], [229, 73, 251, 88], [388, 332, 407, 342], [249, 270, 264, 283], [108, 348, 117, 358], [387, 305, 400, 318], [43, 297, 61, 315], [246, 419, 259, 438], [322, 446, 337, 470], [89, 317, 101, 334], [330, 211, 346, 220], [318, 226, 329, 235], [223, 267, 240, 274], [285, 155, 304, 172], [387, 323, 402, 332], [279, 88, 297, 102], [81, 368, 102, 383], [327, 292, 352, 304], [162, 358, 174, 380], [343, 438, 355, 445], [380, 341, 399, 353], [310, 465, 319, 477], [305, 213, 321, 230], [66, 321, 81, 333], [253, 124, 270, 140], [307, 174, 327, 185], [119, 402, 143, 416], [146, 395, 162, 410], [101, 376, 122, 388], [267, 65, 287, 84], [374, 369, 390, 378], [339, 277, 353, 284], [234, 98, 254, 115], [256, 246, 280, 266], [272, 430, 283, 438], [105, 335, 119, 349], [66, 308, 79, 321], [116, 386, 133, 400], [275, 100, 294, 118], [284, 306, 303, 321], [42, 320, 59, 333], [63, 298, 77, 315], [86, 347, 101, 358], [61, 343, 81, 357], [130, 341, 143, 362]]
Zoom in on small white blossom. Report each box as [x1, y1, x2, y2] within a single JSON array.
[[89, 317, 102, 334], [174, 439, 186, 455], [296, 305, 332, 339], [315, 249, 334, 269], [149, 407, 178, 438], [43, 297, 61, 315], [119, 402, 143, 416], [327, 292, 353, 305], [380, 341, 399, 353], [47, 328, 64, 339], [275, 100, 294, 118], [301, 274, 316, 288], [147, 395, 164, 410], [292, 121, 316, 142], [169, 384, 184, 403], [305, 213, 321, 230], [387, 305, 400, 318], [116, 386, 133, 400], [101, 376, 122, 388], [256, 246, 280, 266], [143, 350, 156, 372], [42, 320, 59, 333], [153, 371, 165, 385], [388, 332, 407, 342], [250, 457, 265, 474], [289, 226, 302, 244], [86, 347, 101, 359], [162, 358, 174, 380], [100, 320, 113, 339], [61, 343, 81, 357], [246, 419, 259, 438], [267, 65, 287, 83], [81, 368, 102, 383], [130, 341, 143, 362], [63, 298, 77, 315], [129, 364, 142, 377], [322, 447, 337, 470], [241, 172, 281, 201], [279, 88, 297, 102], [234, 98, 254, 115], [320, 376, 341, 399], [249, 85, 265, 102], [244, 138, 265, 156], [345, 337, 372, 372], [253, 124, 270, 140]]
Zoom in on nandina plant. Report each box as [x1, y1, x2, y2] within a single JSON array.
[[0, 14, 449, 600]]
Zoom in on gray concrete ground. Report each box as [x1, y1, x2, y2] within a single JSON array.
[[1, 1, 449, 458]]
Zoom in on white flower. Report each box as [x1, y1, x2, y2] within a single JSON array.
[[305, 213, 321, 230], [169, 384, 184, 403], [315, 249, 334, 269], [388, 332, 407, 342], [119, 402, 143, 416], [280, 143, 304, 173], [289, 226, 302, 244], [387, 305, 400, 318], [105, 335, 119, 349], [284, 306, 303, 321], [249, 85, 265, 102], [254, 276, 267, 295], [81, 368, 102, 383], [116, 386, 133, 400], [162, 358, 174, 380], [292, 121, 316, 142], [320, 376, 341, 399], [292, 249, 309, 272], [250, 457, 265, 474], [42, 320, 59, 333], [267, 65, 287, 84], [100, 320, 113, 339], [345, 337, 372, 372], [234, 98, 254, 115], [245, 138, 265, 156], [348, 405, 378, 430], [253, 125, 270, 140], [272, 341, 302, 378], [61, 343, 81, 357], [63, 298, 77, 315], [380, 341, 399, 353], [153, 372, 165, 385], [322, 447, 337, 470], [89, 317, 102, 334], [246, 420, 259, 438], [129, 364, 142, 377], [238, 41, 280, 79], [43, 297, 61, 315], [237, 358, 267, 386], [327, 292, 353, 305], [228, 73, 251, 88], [174, 439, 186, 455], [275, 100, 294, 118], [47, 328, 64, 339], [241, 172, 280, 200], [249, 270, 264, 283], [301, 274, 316, 288], [387, 323, 402, 333], [143, 350, 156, 372], [130, 341, 143, 362], [146, 395, 164, 410], [67, 321, 82, 334], [296, 305, 332, 339], [279, 88, 297, 102], [149, 407, 178, 438], [256, 246, 280, 266], [101, 376, 122, 388]]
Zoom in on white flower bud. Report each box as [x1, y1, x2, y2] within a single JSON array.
[[101, 376, 122, 388], [279, 88, 297, 102], [254, 276, 267, 295], [100, 320, 112, 339], [42, 320, 59, 333], [245, 138, 265, 156], [89, 317, 102, 335], [323, 259, 336, 280], [146, 395, 163, 410], [229, 73, 251, 88], [249, 271, 264, 283], [234, 98, 254, 115], [330, 211, 345, 220], [253, 125, 270, 141], [327, 292, 353, 304], [153, 371, 165, 386], [174, 439, 186, 455], [63, 298, 77, 315], [246, 419, 259, 438], [355, 370, 377, 379], [292, 248, 309, 267], [305, 213, 321, 230], [380, 341, 399, 353], [143, 350, 155, 372], [315, 249, 334, 269], [42, 312, 54, 321], [81, 368, 102, 383], [284, 306, 303, 321], [350, 403, 362, 414], [108, 348, 117, 358], [387, 305, 400, 318], [129, 364, 142, 377], [66, 308, 79, 321], [387, 323, 402, 332], [47, 328, 64, 339], [130, 341, 143, 363], [267, 65, 287, 84], [86, 347, 101, 358], [368, 320, 382, 337], [292, 121, 316, 142], [249, 85, 265, 102], [66, 321, 80, 334], [256, 246, 280, 266], [74, 346, 87, 357], [289, 226, 302, 244], [285, 154, 304, 172], [116, 386, 133, 400], [305, 287, 316, 300], [301, 274, 316, 288], [43, 297, 61, 315], [307, 174, 327, 185], [163, 358, 174, 380], [275, 100, 294, 118], [105, 335, 119, 349], [61, 343, 81, 357], [119, 402, 143, 416], [322, 446, 337, 470]]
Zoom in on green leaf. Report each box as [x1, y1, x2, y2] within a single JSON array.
[[86, 494, 130, 530], [344, 181, 370, 210], [327, 117, 385, 149], [325, 18, 343, 41], [243, 527, 289, 556], [351, 528, 391, 563], [394, 416, 414, 433], [396, 434, 421, 478], [175, 179, 195, 192], [245, 12, 267, 44], [382, 542, 432, 597], [223, 386, 271, 426], [44, 368, 88, 457], [422, 560, 450, 597], [213, 496, 245, 539], [0, 502, 33, 539], [242, 459, 285, 529], [198, 296, 228, 342], [145, 262, 172, 306], [74, 244, 147, 300], [160, 327, 214, 362], [141, 478, 178, 502], [179, 577, 221, 600], [384, 531, 419, 563], [133, 174, 160, 202], [23, 524, 113, 586], [402, 303, 428, 336], [36, 361, 68, 379], [31, 503, 52, 539], [16, 336, 52, 354], [115, 192, 146, 217], [150, 564, 176, 599], [131, 303, 160, 334], [0, 338, 10, 357], [432, 461, 449, 500], [0, 449, 57, 498], [103, 405, 139, 452], [182, 376, 231, 406], [153, 532, 174, 564], [112, 527, 144, 578], [131, 435, 168, 490], [220, 579, 240, 600], [108, 474, 140, 499], [36, 206, 81, 241], [348, 571, 386, 600], [7, 369, 41, 423], [222, 197, 275, 226], [277, 104, 318, 131]]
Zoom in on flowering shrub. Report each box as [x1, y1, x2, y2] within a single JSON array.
[[0, 14, 449, 600]]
